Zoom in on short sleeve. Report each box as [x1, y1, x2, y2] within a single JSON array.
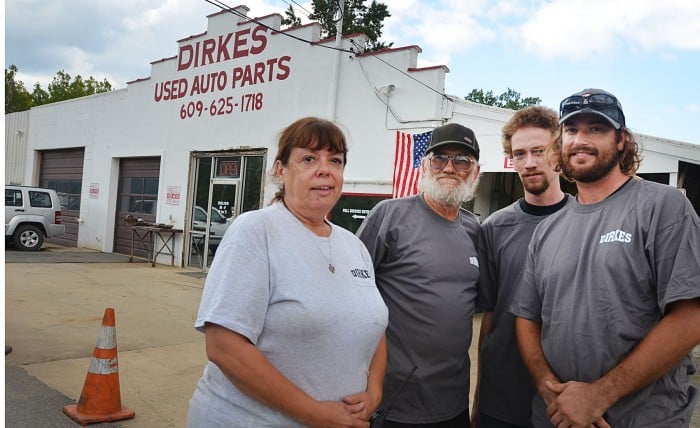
[[194, 212, 271, 344], [509, 237, 542, 322], [476, 222, 498, 312], [356, 202, 389, 269], [650, 193, 700, 312]]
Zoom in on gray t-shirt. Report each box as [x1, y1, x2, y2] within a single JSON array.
[[476, 196, 571, 426], [188, 203, 388, 428], [357, 195, 480, 424], [511, 178, 700, 427]]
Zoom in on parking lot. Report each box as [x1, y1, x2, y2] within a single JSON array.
[[4, 245, 700, 427], [5, 245, 207, 427]]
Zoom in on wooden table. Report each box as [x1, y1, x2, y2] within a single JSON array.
[[128, 226, 182, 267]]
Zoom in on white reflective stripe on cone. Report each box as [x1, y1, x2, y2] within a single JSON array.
[[89, 357, 119, 375], [95, 326, 116, 349]]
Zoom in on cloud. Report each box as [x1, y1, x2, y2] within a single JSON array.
[[5, 0, 281, 88], [688, 104, 700, 113], [382, 0, 496, 66], [517, 0, 700, 59]]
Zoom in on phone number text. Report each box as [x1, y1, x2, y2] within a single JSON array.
[[180, 93, 263, 119]]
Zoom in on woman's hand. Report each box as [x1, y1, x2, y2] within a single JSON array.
[[306, 400, 370, 427], [342, 390, 379, 421]]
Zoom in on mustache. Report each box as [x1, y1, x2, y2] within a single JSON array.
[[566, 145, 598, 156]]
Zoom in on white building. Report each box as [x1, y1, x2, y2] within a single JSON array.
[[6, 6, 700, 268]]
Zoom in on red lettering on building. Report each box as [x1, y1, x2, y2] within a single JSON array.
[[201, 39, 217, 65], [277, 56, 291, 80], [250, 26, 267, 54], [177, 25, 269, 71], [216, 34, 232, 62], [231, 56, 293, 88], [232, 29, 250, 59], [154, 78, 189, 101]]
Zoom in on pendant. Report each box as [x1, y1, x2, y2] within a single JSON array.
[[329, 264, 335, 273]]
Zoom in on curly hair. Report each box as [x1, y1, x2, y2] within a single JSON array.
[[501, 106, 559, 157], [546, 127, 642, 181], [269, 117, 348, 204]]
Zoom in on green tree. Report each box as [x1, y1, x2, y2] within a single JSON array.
[[284, 0, 392, 51], [46, 70, 113, 103], [4, 65, 113, 114], [465, 87, 541, 110], [5, 65, 33, 113], [31, 83, 50, 106], [281, 5, 302, 27]]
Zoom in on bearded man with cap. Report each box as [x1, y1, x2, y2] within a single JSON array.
[[510, 89, 700, 427], [357, 122, 481, 427]]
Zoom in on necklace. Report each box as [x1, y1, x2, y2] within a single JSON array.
[[281, 201, 335, 273], [310, 229, 335, 274]]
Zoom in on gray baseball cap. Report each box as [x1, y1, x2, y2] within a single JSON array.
[[559, 88, 626, 129]]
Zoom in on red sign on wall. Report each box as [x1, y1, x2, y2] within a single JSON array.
[[503, 157, 514, 169], [219, 161, 240, 178]]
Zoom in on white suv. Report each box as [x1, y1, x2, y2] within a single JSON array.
[[5, 185, 66, 251]]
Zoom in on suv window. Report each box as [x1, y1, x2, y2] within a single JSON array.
[[5, 189, 23, 207], [29, 191, 53, 208]]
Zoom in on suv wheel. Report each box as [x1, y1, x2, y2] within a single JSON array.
[[13, 225, 45, 251]]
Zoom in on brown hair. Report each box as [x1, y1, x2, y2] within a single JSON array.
[[270, 117, 348, 204], [501, 106, 559, 157], [546, 127, 642, 181]]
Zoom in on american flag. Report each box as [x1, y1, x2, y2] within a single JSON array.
[[392, 130, 431, 198]]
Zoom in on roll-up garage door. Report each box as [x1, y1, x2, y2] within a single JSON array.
[[39, 148, 85, 247], [113, 157, 161, 257]]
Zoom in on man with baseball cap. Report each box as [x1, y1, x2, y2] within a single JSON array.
[[473, 106, 571, 428], [511, 89, 700, 427], [357, 122, 481, 426]]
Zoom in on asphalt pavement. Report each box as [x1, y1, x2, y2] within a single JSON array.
[[4, 244, 700, 427], [5, 244, 208, 427]]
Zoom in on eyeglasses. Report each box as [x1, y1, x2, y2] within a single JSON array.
[[511, 148, 545, 163], [559, 93, 625, 126], [429, 154, 476, 172]]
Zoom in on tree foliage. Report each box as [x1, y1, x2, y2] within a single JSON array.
[[281, 0, 392, 51], [5, 65, 113, 114], [465, 88, 541, 110], [281, 5, 302, 28]]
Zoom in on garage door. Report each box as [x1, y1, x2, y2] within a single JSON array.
[[113, 157, 161, 257], [40, 148, 85, 247]]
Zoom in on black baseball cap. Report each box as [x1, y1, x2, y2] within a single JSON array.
[[427, 123, 480, 160], [559, 88, 626, 129]]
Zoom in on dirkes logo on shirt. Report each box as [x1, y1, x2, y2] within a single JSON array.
[[599, 229, 632, 244], [351, 269, 371, 279]]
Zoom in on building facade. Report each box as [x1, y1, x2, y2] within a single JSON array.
[[6, 6, 700, 268]]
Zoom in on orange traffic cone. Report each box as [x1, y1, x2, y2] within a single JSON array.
[[62, 308, 135, 425]]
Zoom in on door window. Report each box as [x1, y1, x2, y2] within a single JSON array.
[[5, 189, 22, 207]]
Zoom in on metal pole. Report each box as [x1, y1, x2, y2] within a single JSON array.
[[326, 0, 344, 120]]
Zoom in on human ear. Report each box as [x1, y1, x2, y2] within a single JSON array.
[[274, 160, 285, 181], [616, 130, 626, 151]]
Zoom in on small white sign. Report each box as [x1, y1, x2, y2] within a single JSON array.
[[166, 186, 181, 205], [89, 183, 99, 199]]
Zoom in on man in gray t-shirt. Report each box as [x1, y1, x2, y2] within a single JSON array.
[[511, 88, 700, 427], [474, 106, 569, 428], [357, 123, 481, 426]]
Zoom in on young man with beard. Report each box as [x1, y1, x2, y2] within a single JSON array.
[[357, 123, 481, 427], [511, 89, 700, 427], [472, 106, 570, 428]]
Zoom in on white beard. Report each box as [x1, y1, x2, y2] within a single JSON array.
[[418, 169, 478, 205]]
